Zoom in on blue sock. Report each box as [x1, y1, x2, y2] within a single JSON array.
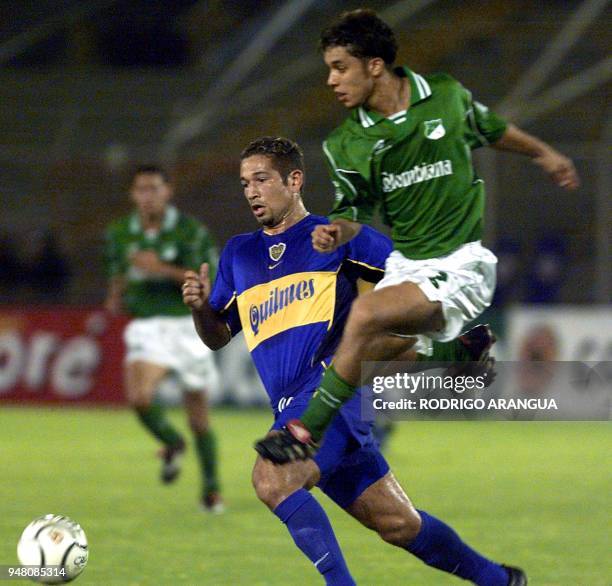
[[273, 489, 355, 586], [407, 510, 509, 586]]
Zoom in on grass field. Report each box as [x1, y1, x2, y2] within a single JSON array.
[[1, 407, 609, 585]]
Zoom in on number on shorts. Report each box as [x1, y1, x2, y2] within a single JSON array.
[[429, 271, 448, 289]]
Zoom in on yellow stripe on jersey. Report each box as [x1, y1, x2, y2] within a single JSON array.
[[237, 271, 336, 351], [221, 293, 236, 312], [346, 258, 385, 273]]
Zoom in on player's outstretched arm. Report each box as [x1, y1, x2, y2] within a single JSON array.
[[312, 219, 362, 253], [183, 263, 231, 351], [492, 123, 580, 190]]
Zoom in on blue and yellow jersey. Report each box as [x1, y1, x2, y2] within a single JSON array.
[[208, 214, 392, 410]]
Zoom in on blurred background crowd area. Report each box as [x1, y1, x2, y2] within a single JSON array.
[[1, 0, 610, 307]]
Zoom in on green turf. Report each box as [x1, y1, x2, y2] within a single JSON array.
[[1, 407, 609, 585]]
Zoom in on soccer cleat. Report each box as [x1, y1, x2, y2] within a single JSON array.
[[158, 439, 186, 484], [446, 323, 497, 387], [459, 323, 496, 356], [254, 420, 319, 464], [201, 492, 225, 514], [502, 564, 527, 585]]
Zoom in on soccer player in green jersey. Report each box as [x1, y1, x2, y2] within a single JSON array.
[[104, 164, 223, 512], [256, 11, 580, 580]]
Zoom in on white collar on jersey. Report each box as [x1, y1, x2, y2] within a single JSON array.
[[357, 68, 432, 128], [129, 205, 179, 234]]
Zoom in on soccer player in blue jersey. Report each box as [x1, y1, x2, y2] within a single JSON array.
[[183, 137, 525, 585]]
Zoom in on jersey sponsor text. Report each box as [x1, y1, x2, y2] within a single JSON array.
[[249, 278, 315, 335], [382, 160, 453, 192], [236, 271, 336, 351]]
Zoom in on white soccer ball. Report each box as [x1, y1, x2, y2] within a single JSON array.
[[17, 515, 88, 583]]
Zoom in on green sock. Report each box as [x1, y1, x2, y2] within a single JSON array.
[[136, 403, 183, 447], [194, 429, 219, 495], [301, 366, 356, 442], [417, 339, 470, 363]]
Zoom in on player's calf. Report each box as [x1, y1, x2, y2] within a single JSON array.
[[348, 472, 517, 585], [252, 455, 355, 584], [347, 472, 421, 547], [128, 372, 186, 479], [377, 512, 422, 547]]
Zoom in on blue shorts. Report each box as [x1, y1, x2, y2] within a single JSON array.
[[272, 397, 390, 509]]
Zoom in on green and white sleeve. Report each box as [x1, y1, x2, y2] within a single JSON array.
[[462, 87, 508, 148], [322, 140, 377, 224]]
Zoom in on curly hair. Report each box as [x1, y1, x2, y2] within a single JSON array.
[[240, 137, 305, 187], [319, 8, 397, 65]]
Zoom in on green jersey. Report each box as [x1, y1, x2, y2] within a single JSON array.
[[104, 205, 218, 318], [324, 67, 507, 260]]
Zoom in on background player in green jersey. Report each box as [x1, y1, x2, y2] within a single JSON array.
[[104, 164, 223, 512]]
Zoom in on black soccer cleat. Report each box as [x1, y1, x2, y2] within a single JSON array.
[[459, 323, 496, 361], [502, 564, 527, 585], [446, 323, 497, 387], [158, 439, 186, 484], [254, 421, 319, 464]]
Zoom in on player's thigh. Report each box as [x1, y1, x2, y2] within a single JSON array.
[[345, 470, 421, 541], [252, 442, 321, 509], [351, 282, 443, 336], [124, 360, 169, 404]]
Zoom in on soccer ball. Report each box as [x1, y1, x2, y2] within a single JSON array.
[[17, 515, 88, 583]]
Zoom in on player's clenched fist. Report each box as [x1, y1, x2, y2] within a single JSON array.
[[312, 223, 342, 253], [182, 263, 211, 311], [533, 149, 580, 191]]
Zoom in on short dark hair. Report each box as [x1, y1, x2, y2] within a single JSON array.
[[240, 137, 305, 186], [320, 8, 397, 65], [130, 164, 170, 185]]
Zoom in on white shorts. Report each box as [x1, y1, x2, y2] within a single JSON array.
[[124, 316, 219, 392], [374, 241, 497, 345]]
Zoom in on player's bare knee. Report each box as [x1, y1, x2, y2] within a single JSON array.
[[130, 391, 153, 411], [252, 458, 316, 510], [251, 460, 277, 503], [346, 296, 379, 337], [188, 418, 208, 435], [252, 465, 286, 509], [378, 512, 421, 547]]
